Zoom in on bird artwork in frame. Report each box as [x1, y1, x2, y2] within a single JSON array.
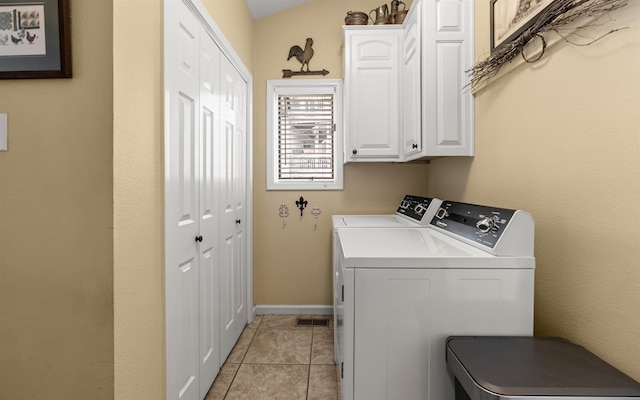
[[0, 4, 45, 55], [0, 0, 71, 79], [283, 37, 330, 78]]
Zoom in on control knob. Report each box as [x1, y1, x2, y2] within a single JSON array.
[[476, 217, 495, 233]]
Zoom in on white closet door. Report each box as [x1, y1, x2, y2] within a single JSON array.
[[165, 1, 201, 399], [165, 1, 251, 397], [233, 72, 248, 345], [197, 26, 221, 398], [219, 55, 246, 361]]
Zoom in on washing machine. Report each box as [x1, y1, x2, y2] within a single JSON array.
[[332, 195, 442, 367], [332, 195, 442, 229], [333, 200, 535, 400]]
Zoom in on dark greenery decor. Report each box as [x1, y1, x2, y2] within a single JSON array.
[[470, 0, 629, 89]]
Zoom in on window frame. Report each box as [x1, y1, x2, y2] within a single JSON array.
[[266, 79, 344, 191]]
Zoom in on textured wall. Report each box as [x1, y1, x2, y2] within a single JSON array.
[[113, 0, 255, 399], [113, 0, 163, 398], [429, 1, 640, 381], [0, 1, 114, 398], [251, 0, 429, 306], [203, 0, 254, 69]]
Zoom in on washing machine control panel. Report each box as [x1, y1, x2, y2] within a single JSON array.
[[431, 201, 516, 249], [396, 195, 440, 223]]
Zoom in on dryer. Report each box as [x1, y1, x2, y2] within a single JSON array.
[[332, 195, 442, 364], [333, 200, 535, 400]]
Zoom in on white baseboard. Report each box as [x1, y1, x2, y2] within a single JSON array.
[[253, 305, 333, 317]]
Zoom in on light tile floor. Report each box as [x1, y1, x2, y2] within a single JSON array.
[[205, 314, 339, 400]]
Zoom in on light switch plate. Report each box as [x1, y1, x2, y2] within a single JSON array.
[[0, 113, 6, 151]]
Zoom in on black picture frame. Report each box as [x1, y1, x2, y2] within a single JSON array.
[[490, 0, 554, 53], [0, 0, 71, 79]]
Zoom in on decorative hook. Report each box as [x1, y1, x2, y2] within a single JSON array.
[[295, 196, 308, 216], [279, 203, 289, 228], [311, 205, 321, 230]]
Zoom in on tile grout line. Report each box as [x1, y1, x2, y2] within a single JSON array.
[[221, 316, 263, 400], [306, 327, 316, 400], [213, 315, 336, 399]]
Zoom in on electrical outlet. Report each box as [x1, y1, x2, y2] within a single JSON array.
[[0, 113, 6, 151]]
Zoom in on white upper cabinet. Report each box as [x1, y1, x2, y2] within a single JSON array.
[[416, 0, 474, 159], [343, 0, 474, 162], [402, 0, 422, 159], [344, 26, 403, 162]]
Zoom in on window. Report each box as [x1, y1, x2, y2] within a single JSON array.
[[267, 79, 343, 190]]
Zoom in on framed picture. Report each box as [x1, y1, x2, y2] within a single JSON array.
[[0, 0, 71, 79], [490, 0, 554, 52]]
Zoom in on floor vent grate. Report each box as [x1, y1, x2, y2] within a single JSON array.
[[296, 318, 330, 327]]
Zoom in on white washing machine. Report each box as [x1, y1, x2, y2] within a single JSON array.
[[332, 195, 442, 366], [332, 195, 442, 229], [333, 200, 535, 400]]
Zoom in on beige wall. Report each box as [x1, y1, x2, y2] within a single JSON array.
[[429, 2, 640, 381], [3, 0, 637, 399], [113, 0, 254, 399], [113, 1, 164, 399], [252, 0, 427, 306], [203, 0, 254, 69], [0, 1, 114, 399]]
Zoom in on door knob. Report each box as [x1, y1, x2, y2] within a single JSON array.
[[195, 235, 203, 242]]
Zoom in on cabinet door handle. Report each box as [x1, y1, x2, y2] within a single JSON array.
[[352, 149, 357, 155], [235, 219, 241, 224], [195, 235, 203, 242], [412, 144, 418, 149]]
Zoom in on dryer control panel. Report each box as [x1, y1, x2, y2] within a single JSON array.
[[430, 201, 534, 256], [396, 195, 442, 224]]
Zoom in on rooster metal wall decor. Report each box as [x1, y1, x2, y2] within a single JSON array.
[[283, 37, 329, 78]]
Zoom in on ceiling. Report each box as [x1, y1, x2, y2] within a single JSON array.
[[245, 0, 312, 20]]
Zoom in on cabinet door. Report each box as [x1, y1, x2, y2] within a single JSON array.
[[349, 267, 533, 400], [402, 3, 422, 159], [219, 55, 247, 361], [353, 269, 436, 400], [422, 0, 474, 156], [344, 28, 402, 161]]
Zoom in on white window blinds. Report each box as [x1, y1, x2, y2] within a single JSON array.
[[267, 79, 343, 191], [277, 93, 335, 181]]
